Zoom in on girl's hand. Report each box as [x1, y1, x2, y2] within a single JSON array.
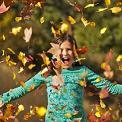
[[51, 58, 62, 74]]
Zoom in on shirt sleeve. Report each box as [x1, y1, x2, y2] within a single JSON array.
[[84, 66, 122, 95], [0, 71, 47, 104]]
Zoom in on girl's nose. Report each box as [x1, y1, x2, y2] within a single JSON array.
[[62, 49, 68, 56]]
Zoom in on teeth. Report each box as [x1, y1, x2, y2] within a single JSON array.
[[62, 56, 70, 62]]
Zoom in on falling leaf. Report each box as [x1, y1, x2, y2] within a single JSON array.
[[68, 16, 76, 24], [13, 72, 16, 80], [38, 51, 50, 66], [105, 49, 113, 63], [47, 43, 61, 58], [77, 46, 88, 54], [18, 52, 27, 66], [104, 0, 111, 7], [64, 113, 72, 118], [36, 106, 47, 117], [84, 4, 94, 8], [26, 55, 34, 62], [18, 104, 24, 111], [81, 17, 95, 27], [60, 23, 69, 33], [97, 8, 108, 12], [99, 88, 109, 99], [110, 7, 122, 13], [19, 81, 26, 87], [40, 16, 45, 24], [18, 67, 24, 73], [5, 55, 16, 66], [15, 17, 22, 22], [119, 65, 122, 71], [95, 77, 102, 82], [79, 80, 87, 87], [28, 64, 36, 69], [23, 27, 32, 43], [116, 55, 122, 62], [104, 70, 114, 79], [7, 48, 15, 54], [29, 84, 35, 91], [2, 50, 5, 56], [2, 35, 5, 40], [51, 26, 56, 34], [15, 104, 24, 116], [95, 111, 101, 118], [35, 2, 42, 8], [101, 62, 111, 71], [100, 100, 106, 108], [0, 1, 10, 14], [100, 27, 107, 34], [11, 27, 22, 35]]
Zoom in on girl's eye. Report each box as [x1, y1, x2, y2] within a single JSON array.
[[67, 48, 72, 51]]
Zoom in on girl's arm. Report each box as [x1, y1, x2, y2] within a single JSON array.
[[0, 70, 47, 105], [84, 66, 122, 94]]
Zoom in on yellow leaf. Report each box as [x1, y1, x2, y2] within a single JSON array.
[[105, 0, 111, 6], [84, 4, 94, 8], [119, 65, 122, 71], [40, 17, 45, 24], [18, 67, 24, 73], [64, 113, 72, 118], [7, 48, 15, 54], [100, 100, 106, 108], [36, 106, 47, 117], [95, 111, 101, 117], [79, 81, 87, 87], [60, 23, 69, 33], [2, 50, 5, 56], [6, 55, 10, 62], [8, 61, 16, 66], [35, 2, 42, 8], [18, 104, 24, 111], [2, 35, 5, 40], [51, 26, 56, 34], [40, 52, 50, 66], [19, 81, 26, 87], [15, 17, 22, 22], [13, 72, 16, 80], [68, 16, 76, 24], [95, 77, 102, 82], [116, 55, 122, 62], [81, 17, 95, 27], [110, 7, 122, 13], [100, 27, 107, 34], [18, 52, 27, 66], [81, 17, 89, 27], [11, 27, 22, 35], [29, 84, 35, 91], [28, 64, 36, 70], [97, 8, 108, 12]]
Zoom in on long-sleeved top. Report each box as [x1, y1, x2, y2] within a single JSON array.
[[0, 65, 122, 122]]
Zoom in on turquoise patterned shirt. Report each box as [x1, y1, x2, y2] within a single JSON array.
[[0, 66, 122, 122]]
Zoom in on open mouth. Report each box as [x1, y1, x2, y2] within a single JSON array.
[[61, 56, 70, 64]]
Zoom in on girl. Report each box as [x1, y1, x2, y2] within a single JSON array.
[[0, 34, 122, 122]]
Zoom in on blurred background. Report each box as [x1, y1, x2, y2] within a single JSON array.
[[0, 0, 122, 121]]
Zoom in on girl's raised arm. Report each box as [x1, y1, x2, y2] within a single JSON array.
[[84, 66, 122, 94], [0, 70, 48, 105]]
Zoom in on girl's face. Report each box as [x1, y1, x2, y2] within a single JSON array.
[[60, 40, 74, 69]]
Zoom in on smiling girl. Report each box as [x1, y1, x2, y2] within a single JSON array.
[[0, 34, 122, 122]]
